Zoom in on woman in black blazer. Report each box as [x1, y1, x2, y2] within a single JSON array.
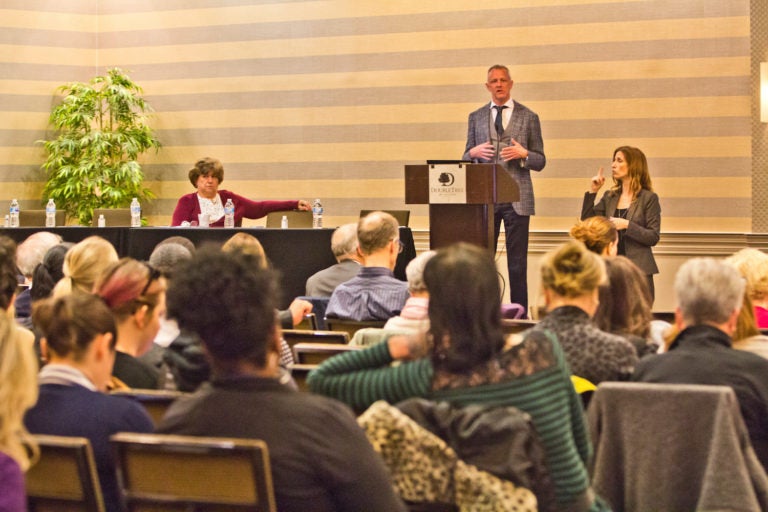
[[581, 146, 661, 301]]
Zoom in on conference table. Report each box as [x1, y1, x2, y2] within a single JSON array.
[[0, 226, 416, 309]]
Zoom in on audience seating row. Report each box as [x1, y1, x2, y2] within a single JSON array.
[[27, 381, 768, 511], [27, 433, 277, 512]]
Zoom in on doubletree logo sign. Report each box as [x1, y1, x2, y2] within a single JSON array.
[[438, 172, 455, 186]]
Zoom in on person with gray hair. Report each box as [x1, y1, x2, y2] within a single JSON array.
[[15, 231, 62, 320], [633, 257, 768, 470], [305, 223, 361, 297], [383, 250, 436, 332]]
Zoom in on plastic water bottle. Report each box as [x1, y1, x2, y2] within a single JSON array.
[[130, 198, 141, 227], [312, 199, 323, 229], [8, 199, 19, 228], [45, 199, 56, 227], [281, 215, 288, 229], [224, 199, 235, 228], [97, 214, 106, 227]]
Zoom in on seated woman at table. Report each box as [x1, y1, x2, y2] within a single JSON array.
[[308, 242, 607, 511], [171, 157, 312, 227]]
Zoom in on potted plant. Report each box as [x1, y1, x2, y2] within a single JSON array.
[[40, 68, 161, 225]]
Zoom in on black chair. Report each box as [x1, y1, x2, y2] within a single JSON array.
[[19, 209, 66, 227], [111, 432, 277, 512], [265, 210, 312, 228], [27, 434, 105, 512], [359, 209, 410, 227], [110, 389, 185, 427], [91, 208, 132, 227]]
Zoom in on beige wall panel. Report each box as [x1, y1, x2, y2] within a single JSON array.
[[98, 17, 748, 65], [97, 0, 638, 30], [0, 10, 95, 31], [534, 177, 752, 198]]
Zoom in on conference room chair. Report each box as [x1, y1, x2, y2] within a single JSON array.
[[19, 209, 66, 227], [282, 329, 349, 352], [588, 382, 768, 511], [27, 434, 105, 512], [110, 389, 186, 427], [111, 432, 277, 512], [289, 363, 318, 391], [294, 313, 318, 330], [292, 342, 361, 365], [91, 208, 132, 227], [324, 317, 387, 337], [500, 318, 538, 335], [359, 209, 411, 227], [265, 210, 312, 228]]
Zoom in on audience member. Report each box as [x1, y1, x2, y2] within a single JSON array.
[[0, 304, 39, 511], [532, 241, 637, 384], [93, 258, 167, 389], [309, 242, 607, 511], [157, 248, 405, 512], [29, 243, 74, 303], [725, 248, 768, 329], [136, 242, 196, 387], [155, 235, 196, 255], [25, 293, 154, 512], [305, 223, 362, 297], [632, 257, 768, 470], [220, 232, 311, 331], [14, 232, 62, 320], [163, 234, 301, 391], [326, 211, 409, 321], [593, 256, 658, 357], [569, 216, 618, 256], [52, 236, 118, 298], [0, 237, 34, 350]]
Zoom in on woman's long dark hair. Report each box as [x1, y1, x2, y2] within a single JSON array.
[[424, 243, 505, 373]]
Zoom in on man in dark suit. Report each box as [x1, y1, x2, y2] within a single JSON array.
[[462, 65, 545, 313]]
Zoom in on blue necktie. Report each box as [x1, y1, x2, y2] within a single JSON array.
[[494, 105, 507, 135]]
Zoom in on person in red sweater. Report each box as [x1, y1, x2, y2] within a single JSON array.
[[171, 157, 311, 227]]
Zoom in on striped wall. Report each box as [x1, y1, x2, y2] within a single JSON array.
[[0, 0, 757, 233]]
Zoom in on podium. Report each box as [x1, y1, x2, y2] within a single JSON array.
[[405, 163, 519, 250]]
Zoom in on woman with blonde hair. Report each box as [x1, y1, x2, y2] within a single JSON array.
[[93, 258, 167, 389], [569, 216, 618, 256], [532, 241, 637, 384], [52, 236, 118, 298], [726, 248, 768, 329], [0, 310, 39, 510]]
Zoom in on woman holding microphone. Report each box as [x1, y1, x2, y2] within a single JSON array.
[[581, 146, 660, 301]]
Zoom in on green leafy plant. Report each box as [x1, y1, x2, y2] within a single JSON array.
[[40, 68, 161, 225]]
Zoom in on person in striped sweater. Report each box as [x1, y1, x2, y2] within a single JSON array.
[[308, 242, 607, 512]]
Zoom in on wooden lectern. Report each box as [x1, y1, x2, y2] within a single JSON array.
[[405, 164, 519, 250]]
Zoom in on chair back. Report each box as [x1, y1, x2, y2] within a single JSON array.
[[359, 209, 410, 227], [294, 313, 318, 330], [501, 319, 537, 334], [588, 382, 768, 511], [27, 434, 105, 512], [292, 342, 360, 365], [19, 209, 66, 227], [91, 208, 132, 227], [282, 329, 349, 351], [265, 210, 312, 228], [110, 389, 185, 426], [325, 317, 386, 337], [289, 363, 318, 391], [111, 432, 277, 512]]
